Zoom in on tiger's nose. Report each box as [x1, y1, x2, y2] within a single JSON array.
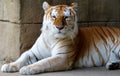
[[56, 26, 64, 30]]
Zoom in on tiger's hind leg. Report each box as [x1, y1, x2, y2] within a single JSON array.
[[106, 62, 120, 70], [106, 50, 120, 70]]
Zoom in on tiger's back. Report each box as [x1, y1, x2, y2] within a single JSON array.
[[74, 26, 120, 68]]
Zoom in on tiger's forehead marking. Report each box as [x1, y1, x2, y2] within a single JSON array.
[[51, 5, 70, 16]]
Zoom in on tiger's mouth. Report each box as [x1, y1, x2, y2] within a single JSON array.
[[53, 29, 66, 38], [57, 30, 66, 34], [58, 30, 62, 33]]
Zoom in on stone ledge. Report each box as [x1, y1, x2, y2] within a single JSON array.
[[0, 65, 119, 76], [78, 22, 120, 27]]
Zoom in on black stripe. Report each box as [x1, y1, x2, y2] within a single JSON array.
[[118, 50, 120, 59], [33, 53, 39, 61], [31, 51, 39, 61], [29, 56, 33, 64], [57, 51, 73, 55]]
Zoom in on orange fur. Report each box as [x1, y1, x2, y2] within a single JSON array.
[[1, 2, 120, 75], [72, 26, 120, 67], [44, 2, 120, 68]]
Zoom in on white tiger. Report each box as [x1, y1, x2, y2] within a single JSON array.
[[1, 1, 120, 75]]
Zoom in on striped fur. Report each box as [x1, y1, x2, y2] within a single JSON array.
[[1, 1, 120, 75], [74, 27, 120, 68]]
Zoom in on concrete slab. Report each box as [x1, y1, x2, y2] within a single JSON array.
[[0, 64, 120, 76]]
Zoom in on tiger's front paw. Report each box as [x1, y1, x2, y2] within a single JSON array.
[[1, 63, 18, 72], [19, 66, 37, 75]]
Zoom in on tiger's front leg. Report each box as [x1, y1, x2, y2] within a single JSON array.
[[19, 55, 71, 75], [1, 51, 33, 72]]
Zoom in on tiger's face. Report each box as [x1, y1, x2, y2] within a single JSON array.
[[42, 2, 78, 39]]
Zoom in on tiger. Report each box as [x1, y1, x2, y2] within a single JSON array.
[[1, 1, 120, 75]]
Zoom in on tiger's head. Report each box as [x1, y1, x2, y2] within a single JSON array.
[[42, 1, 78, 39]]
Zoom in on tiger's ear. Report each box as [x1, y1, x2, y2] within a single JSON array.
[[43, 1, 51, 12], [71, 2, 78, 11]]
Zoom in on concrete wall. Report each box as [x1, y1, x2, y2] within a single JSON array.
[[0, 0, 120, 62], [0, 0, 41, 62], [20, 0, 120, 25], [0, 0, 20, 62]]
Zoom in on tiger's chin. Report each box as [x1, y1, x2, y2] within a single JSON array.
[[54, 32, 73, 39], [54, 33, 66, 39]]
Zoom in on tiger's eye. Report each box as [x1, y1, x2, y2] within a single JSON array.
[[52, 16, 56, 19], [64, 16, 69, 19]]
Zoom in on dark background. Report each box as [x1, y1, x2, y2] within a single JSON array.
[[21, 0, 120, 26]]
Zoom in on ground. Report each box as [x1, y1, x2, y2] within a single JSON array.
[[0, 64, 120, 76]]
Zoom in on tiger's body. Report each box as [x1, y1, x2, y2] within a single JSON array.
[[1, 1, 120, 75], [75, 27, 120, 68]]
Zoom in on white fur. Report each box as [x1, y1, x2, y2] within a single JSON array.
[[1, 2, 78, 75], [1, 2, 120, 75]]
